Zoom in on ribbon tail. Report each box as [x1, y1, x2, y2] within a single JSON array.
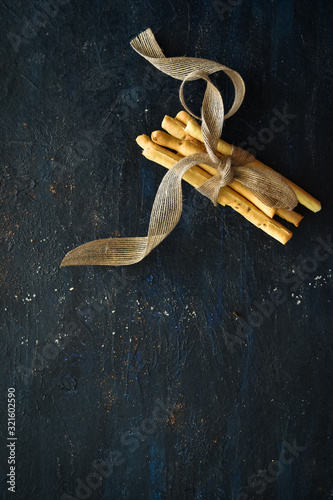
[[61, 154, 210, 267], [130, 29, 245, 119], [234, 166, 298, 210], [60, 237, 149, 267], [130, 28, 166, 59]]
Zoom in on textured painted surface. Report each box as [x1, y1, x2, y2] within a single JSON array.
[[0, 1, 332, 499]]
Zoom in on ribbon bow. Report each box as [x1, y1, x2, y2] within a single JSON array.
[[60, 29, 297, 267]]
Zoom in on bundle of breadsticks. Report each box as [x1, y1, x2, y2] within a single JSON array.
[[136, 110, 321, 245]]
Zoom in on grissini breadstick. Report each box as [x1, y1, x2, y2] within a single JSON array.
[[175, 110, 196, 125], [162, 115, 194, 141], [136, 135, 293, 245], [174, 113, 307, 226], [274, 208, 303, 227], [162, 116, 304, 226], [178, 111, 321, 213], [151, 129, 276, 219]]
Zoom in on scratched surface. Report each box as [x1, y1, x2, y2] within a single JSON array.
[[0, 1, 333, 499]]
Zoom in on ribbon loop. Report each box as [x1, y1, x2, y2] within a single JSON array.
[[179, 70, 211, 121]]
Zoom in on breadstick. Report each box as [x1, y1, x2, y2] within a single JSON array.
[[179, 112, 321, 213], [151, 130, 276, 219], [275, 208, 303, 227], [136, 135, 293, 245], [162, 115, 193, 141], [174, 113, 310, 226]]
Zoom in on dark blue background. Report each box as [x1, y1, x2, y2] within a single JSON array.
[[0, 1, 332, 499]]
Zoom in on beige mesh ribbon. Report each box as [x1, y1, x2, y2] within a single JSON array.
[[60, 28, 298, 267]]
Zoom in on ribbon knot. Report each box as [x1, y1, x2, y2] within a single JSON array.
[[195, 145, 256, 206], [197, 155, 234, 205], [217, 156, 234, 188]]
